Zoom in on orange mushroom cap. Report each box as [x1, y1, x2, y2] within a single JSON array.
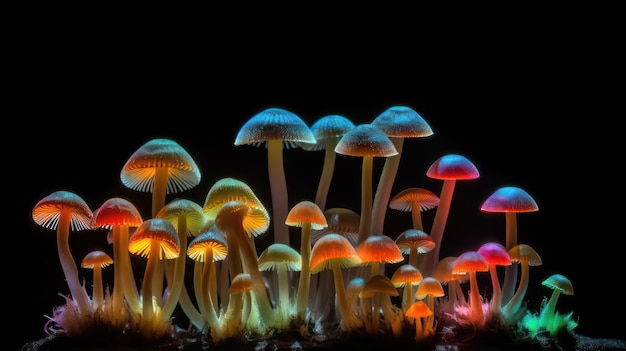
[[91, 197, 143, 229], [32, 190, 93, 231], [359, 274, 399, 298], [187, 223, 228, 262], [285, 200, 328, 230], [81, 250, 114, 269], [391, 264, 424, 287], [128, 218, 180, 260], [310, 233, 361, 274], [389, 187, 440, 212], [405, 300, 433, 319], [452, 251, 489, 274], [415, 276, 445, 299], [355, 234, 404, 265], [395, 229, 436, 255]]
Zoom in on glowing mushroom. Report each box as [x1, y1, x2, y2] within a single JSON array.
[[476, 241, 511, 316], [480, 186, 539, 306], [433, 256, 468, 313], [395, 228, 435, 268], [359, 274, 401, 335], [32, 190, 94, 317], [501, 244, 542, 321], [414, 276, 444, 332], [335, 124, 398, 245], [355, 234, 404, 277], [300, 114, 355, 211], [370, 105, 433, 236], [405, 300, 433, 342], [389, 187, 440, 232], [91, 197, 143, 314], [81, 250, 113, 310], [285, 200, 328, 320], [420, 154, 480, 276], [234, 107, 316, 246], [310, 233, 362, 330], [538, 273, 574, 332], [452, 251, 489, 326], [128, 218, 180, 338], [390, 264, 424, 310], [258, 243, 301, 324]]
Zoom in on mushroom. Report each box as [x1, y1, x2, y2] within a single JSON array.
[[432, 256, 468, 312], [334, 123, 398, 245], [285, 200, 328, 320], [310, 233, 363, 330], [390, 264, 424, 310], [32, 190, 94, 317], [355, 234, 404, 277], [395, 228, 435, 268], [419, 154, 480, 277], [538, 273, 574, 333], [156, 198, 206, 322], [370, 105, 433, 236], [234, 107, 316, 246], [222, 273, 253, 338], [214, 200, 275, 328], [480, 186, 538, 306], [81, 250, 113, 310], [501, 244, 543, 320], [186, 223, 228, 333], [91, 197, 143, 314], [452, 251, 490, 326], [258, 243, 301, 325], [127, 218, 180, 338], [300, 114, 355, 211], [405, 300, 433, 342], [414, 276, 444, 333], [476, 241, 511, 316], [359, 274, 401, 336], [388, 187, 440, 232], [120, 138, 201, 218]]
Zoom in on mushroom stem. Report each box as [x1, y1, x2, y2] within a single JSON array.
[[419, 179, 456, 276], [161, 218, 189, 320], [357, 156, 374, 244], [296, 222, 312, 319], [118, 226, 141, 311], [501, 212, 518, 305], [57, 213, 92, 316], [267, 139, 290, 246], [314, 139, 339, 211], [331, 260, 362, 330], [370, 138, 404, 235], [140, 240, 161, 336], [468, 272, 484, 325], [502, 261, 530, 317]]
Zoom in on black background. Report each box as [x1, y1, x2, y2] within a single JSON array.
[[11, 8, 623, 350]]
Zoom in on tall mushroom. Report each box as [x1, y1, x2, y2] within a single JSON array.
[[310, 233, 363, 331], [334, 123, 398, 245], [419, 154, 480, 276], [128, 218, 180, 338], [91, 197, 143, 314], [370, 105, 433, 236], [480, 186, 539, 306], [234, 107, 316, 246], [32, 190, 94, 317], [300, 114, 355, 211], [501, 244, 542, 322], [285, 200, 328, 321]]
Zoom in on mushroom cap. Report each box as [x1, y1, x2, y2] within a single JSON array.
[[433, 256, 469, 284], [258, 243, 302, 271], [32, 190, 93, 231], [426, 154, 480, 180], [309, 233, 361, 274], [480, 186, 539, 213], [477, 242, 512, 266], [542, 273, 574, 295], [214, 200, 270, 238], [234, 107, 316, 148], [359, 274, 399, 298], [128, 218, 180, 260], [508, 244, 543, 266], [311, 207, 360, 246], [389, 187, 440, 212], [415, 276, 445, 299], [355, 234, 404, 265], [285, 200, 328, 230], [156, 198, 206, 237], [81, 250, 113, 269], [91, 197, 143, 229], [371, 105, 434, 138], [187, 223, 228, 262], [391, 264, 424, 287], [230, 273, 253, 294], [120, 138, 201, 194], [300, 114, 356, 151], [203, 177, 267, 222], [395, 229, 436, 255], [334, 123, 398, 157], [405, 300, 433, 319], [452, 251, 489, 274]]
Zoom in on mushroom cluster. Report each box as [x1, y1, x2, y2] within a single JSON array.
[[32, 106, 577, 347]]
